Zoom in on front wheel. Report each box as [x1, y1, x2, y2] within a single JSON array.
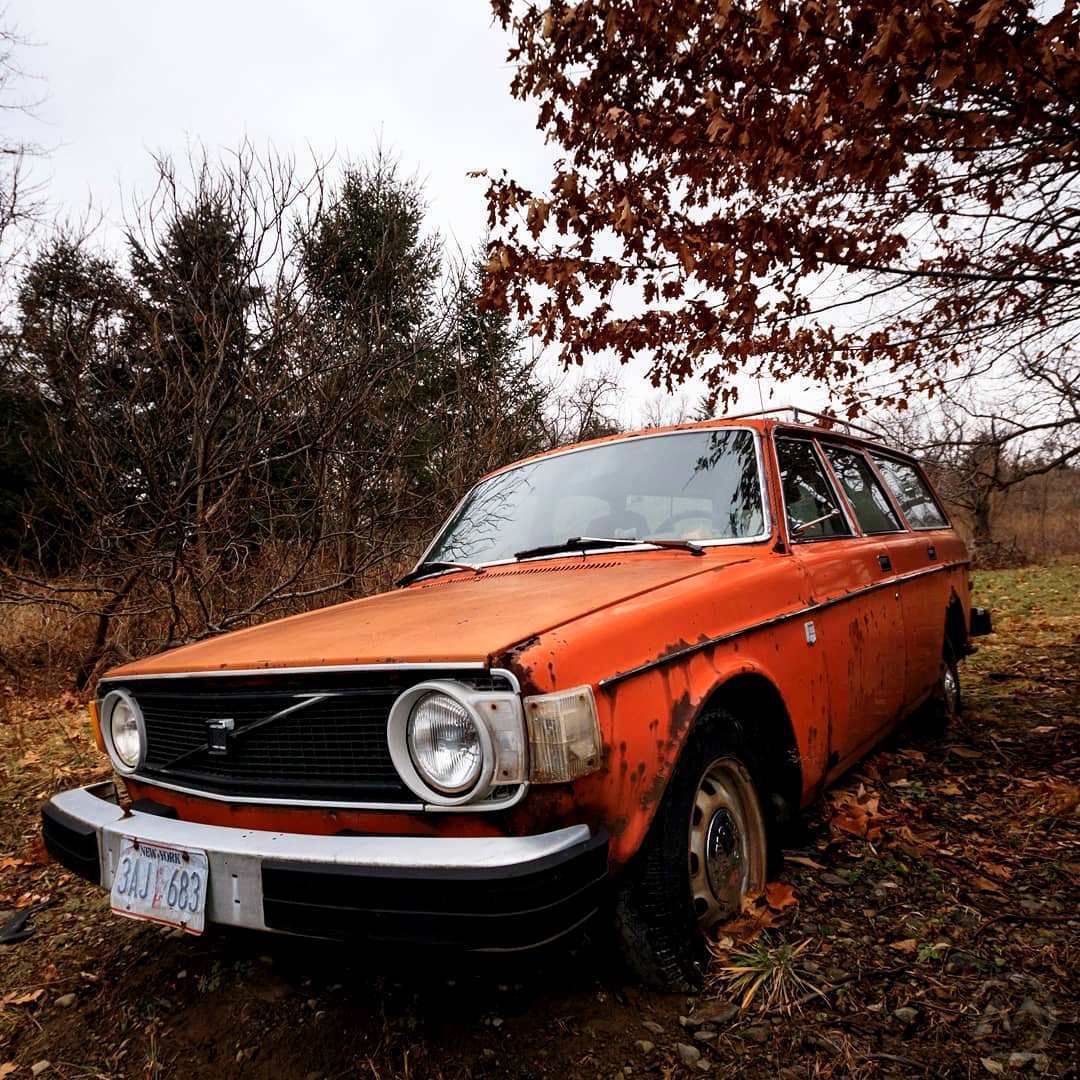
[[614, 710, 768, 990]]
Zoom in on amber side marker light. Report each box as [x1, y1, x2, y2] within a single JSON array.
[[88, 699, 106, 753]]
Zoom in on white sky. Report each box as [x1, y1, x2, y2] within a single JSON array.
[[6, 0, 829, 424]]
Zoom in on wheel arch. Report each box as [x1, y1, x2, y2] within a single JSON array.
[[945, 589, 969, 657], [689, 669, 803, 830]]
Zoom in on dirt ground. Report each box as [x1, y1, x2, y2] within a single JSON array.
[[1, 563, 1077, 1079]]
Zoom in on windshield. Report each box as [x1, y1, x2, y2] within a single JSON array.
[[426, 428, 766, 566]]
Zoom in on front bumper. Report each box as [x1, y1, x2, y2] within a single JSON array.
[[42, 783, 607, 951]]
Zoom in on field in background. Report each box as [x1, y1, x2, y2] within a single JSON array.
[[0, 562, 1077, 1079]]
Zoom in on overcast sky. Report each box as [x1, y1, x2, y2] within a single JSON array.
[[7, 0, 827, 421]]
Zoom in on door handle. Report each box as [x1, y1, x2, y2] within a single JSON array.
[[927, 544, 937, 561], [877, 554, 892, 572]]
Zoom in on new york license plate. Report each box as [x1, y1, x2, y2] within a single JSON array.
[[110, 839, 209, 934]]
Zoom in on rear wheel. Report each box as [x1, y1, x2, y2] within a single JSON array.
[[921, 641, 961, 734], [614, 709, 768, 990]]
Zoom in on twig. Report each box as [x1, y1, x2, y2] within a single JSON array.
[[792, 964, 909, 1008], [866, 1051, 946, 1077]]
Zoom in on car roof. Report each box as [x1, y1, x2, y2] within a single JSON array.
[[479, 409, 919, 483]]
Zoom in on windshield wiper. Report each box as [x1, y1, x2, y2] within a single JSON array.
[[514, 536, 704, 560], [396, 560, 483, 587]]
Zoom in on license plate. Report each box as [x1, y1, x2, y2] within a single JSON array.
[[110, 838, 208, 934]]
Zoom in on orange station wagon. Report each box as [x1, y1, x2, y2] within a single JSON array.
[[43, 408, 992, 987]]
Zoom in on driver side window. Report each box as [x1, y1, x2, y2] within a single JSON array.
[[776, 438, 850, 540]]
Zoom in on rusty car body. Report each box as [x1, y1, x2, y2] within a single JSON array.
[[42, 409, 991, 986]]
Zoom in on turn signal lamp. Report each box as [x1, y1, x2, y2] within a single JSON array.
[[523, 685, 602, 783]]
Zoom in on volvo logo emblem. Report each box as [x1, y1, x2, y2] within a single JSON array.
[[206, 718, 235, 755]]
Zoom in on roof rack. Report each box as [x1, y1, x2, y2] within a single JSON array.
[[719, 405, 884, 442]]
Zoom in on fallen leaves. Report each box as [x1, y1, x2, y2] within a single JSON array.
[[764, 882, 798, 912], [1, 987, 44, 1007], [715, 882, 800, 944], [828, 787, 887, 842]]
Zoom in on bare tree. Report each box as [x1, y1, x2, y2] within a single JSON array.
[[1, 144, 554, 685], [875, 348, 1079, 563]]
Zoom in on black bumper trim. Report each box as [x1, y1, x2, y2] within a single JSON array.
[[970, 607, 993, 637], [261, 829, 609, 951], [41, 800, 102, 885]]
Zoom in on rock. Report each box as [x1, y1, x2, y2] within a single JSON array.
[[31, 1063, 50, 1077], [1008, 1053, 1037, 1071], [743, 1025, 771, 1044], [946, 949, 985, 974], [642, 1020, 665, 1035], [55, 992, 76, 1008], [635, 1040, 655, 1054], [689, 1002, 739, 1026], [821, 872, 847, 886], [491, 1017, 504, 1029], [1014, 998, 1051, 1033], [694, 1029, 717, 1043], [893, 1006, 918, 1024], [825, 967, 850, 983], [676, 1043, 702, 1065]]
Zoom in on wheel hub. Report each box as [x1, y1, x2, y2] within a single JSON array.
[[688, 757, 767, 927], [942, 665, 959, 715], [704, 807, 742, 904]]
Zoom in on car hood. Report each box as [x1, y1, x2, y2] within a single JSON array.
[[104, 552, 748, 679]]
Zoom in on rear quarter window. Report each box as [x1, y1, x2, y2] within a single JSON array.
[[872, 455, 948, 529]]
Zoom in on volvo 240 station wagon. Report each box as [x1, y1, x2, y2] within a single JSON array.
[[43, 409, 991, 987]]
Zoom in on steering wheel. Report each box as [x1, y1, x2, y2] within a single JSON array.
[[653, 508, 726, 538]]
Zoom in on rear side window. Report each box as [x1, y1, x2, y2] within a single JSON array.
[[823, 446, 903, 534], [872, 455, 948, 529], [776, 438, 850, 540]]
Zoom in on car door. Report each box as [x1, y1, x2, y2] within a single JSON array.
[[775, 435, 907, 769], [870, 452, 954, 707]]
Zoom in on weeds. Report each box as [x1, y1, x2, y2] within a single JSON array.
[[707, 936, 825, 1014]]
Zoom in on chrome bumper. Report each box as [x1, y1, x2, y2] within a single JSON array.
[[42, 783, 606, 947]]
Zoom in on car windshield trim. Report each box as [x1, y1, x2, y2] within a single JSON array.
[[410, 426, 772, 574]]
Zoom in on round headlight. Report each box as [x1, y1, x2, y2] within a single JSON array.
[[407, 692, 482, 794], [106, 692, 144, 771]]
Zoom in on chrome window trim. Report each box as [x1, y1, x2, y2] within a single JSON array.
[[410, 426, 774, 578], [105, 665, 524, 812]]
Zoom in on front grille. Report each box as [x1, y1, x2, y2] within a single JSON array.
[[99, 669, 512, 803]]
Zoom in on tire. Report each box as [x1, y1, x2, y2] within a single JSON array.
[[920, 641, 961, 735], [614, 708, 769, 990]]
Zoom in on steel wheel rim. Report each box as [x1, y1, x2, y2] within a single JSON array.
[[942, 664, 959, 717], [688, 756, 767, 927]]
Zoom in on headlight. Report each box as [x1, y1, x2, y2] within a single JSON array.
[[101, 690, 145, 773], [386, 679, 526, 806], [407, 692, 482, 794]]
